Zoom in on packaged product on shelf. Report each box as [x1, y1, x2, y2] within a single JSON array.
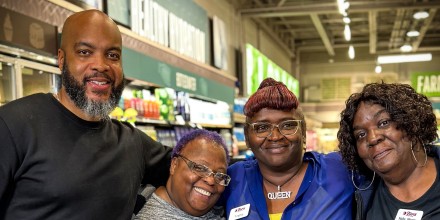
[[187, 98, 231, 126], [109, 107, 124, 121], [233, 98, 247, 114], [137, 126, 158, 141], [156, 128, 177, 147], [220, 129, 233, 155], [155, 88, 176, 121]]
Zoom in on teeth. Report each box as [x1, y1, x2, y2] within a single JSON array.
[[194, 187, 211, 196], [91, 81, 107, 85]]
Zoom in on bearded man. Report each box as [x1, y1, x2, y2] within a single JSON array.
[[0, 10, 171, 220]]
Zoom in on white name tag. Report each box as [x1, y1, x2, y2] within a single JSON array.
[[394, 209, 423, 220], [228, 204, 250, 220]]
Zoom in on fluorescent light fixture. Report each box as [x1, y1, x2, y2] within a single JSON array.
[[344, 25, 351, 41], [400, 44, 413, 52], [344, 2, 350, 10], [407, 30, 420, 37], [337, 0, 346, 15], [348, 45, 355, 59], [343, 16, 351, 24], [413, 11, 429, 20], [377, 53, 432, 64], [375, 65, 382, 74]]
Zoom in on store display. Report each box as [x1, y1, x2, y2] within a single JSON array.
[[115, 84, 234, 149], [233, 98, 247, 114], [188, 97, 231, 126], [155, 88, 175, 121], [175, 91, 191, 122], [219, 129, 233, 155]]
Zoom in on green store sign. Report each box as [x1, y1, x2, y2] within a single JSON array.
[[245, 44, 299, 97], [411, 72, 440, 97], [122, 47, 234, 105]]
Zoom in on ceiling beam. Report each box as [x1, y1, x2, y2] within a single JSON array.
[[250, 0, 294, 57], [368, 11, 377, 54], [310, 13, 335, 56], [277, 0, 287, 7], [412, 8, 437, 51], [253, 18, 294, 58], [239, 2, 440, 18], [388, 9, 406, 49]]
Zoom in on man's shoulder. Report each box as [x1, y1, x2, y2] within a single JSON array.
[[0, 93, 50, 113]]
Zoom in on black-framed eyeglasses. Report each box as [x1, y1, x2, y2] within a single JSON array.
[[176, 154, 231, 186], [247, 120, 302, 138]]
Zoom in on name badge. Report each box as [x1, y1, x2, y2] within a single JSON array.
[[394, 209, 423, 220], [228, 204, 250, 220]]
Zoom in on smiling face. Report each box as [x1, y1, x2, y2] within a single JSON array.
[[245, 108, 304, 171], [58, 10, 124, 120], [353, 101, 414, 176], [168, 138, 228, 216]]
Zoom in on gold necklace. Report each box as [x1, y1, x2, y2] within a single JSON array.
[[263, 166, 302, 200]]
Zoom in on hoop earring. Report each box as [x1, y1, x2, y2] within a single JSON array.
[[411, 142, 428, 167], [351, 170, 375, 191]]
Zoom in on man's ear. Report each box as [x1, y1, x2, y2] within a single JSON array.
[[58, 49, 65, 70], [170, 157, 178, 175]]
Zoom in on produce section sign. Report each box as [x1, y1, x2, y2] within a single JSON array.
[[245, 44, 299, 97], [411, 72, 440, 97]]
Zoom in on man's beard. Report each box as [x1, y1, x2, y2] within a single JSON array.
[[61, 61, 125, 120]]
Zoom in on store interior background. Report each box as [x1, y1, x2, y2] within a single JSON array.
[[1, 0, 440, 158]]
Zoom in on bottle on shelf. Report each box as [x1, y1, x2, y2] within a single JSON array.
[[183, 93, 191, 122]]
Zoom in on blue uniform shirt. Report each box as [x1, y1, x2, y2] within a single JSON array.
[[221, 152, 354, 220]]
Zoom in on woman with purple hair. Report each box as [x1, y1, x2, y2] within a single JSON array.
[[134, 129, 230, 219], [218, 78, 354, 219]]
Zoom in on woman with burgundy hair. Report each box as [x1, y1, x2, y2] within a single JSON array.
[[218, 78, 354, 220]]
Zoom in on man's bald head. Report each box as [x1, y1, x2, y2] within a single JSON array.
[[60, 9, 122, 50], [57, 9, 125, 121]]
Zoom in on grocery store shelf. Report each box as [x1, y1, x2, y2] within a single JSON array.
[[135, 117, 232, 129], [135, 117, 169, 125], [237, 141, 247, 150], [198, 123, 232, 129], [233, 113, 246, 124]]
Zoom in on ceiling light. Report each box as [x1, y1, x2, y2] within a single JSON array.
[[337, 0, 346, 15], [344, 2, 350, 10], [348, 45, 355, 59], [344, 25, 351, 41], [375, 65, 382, 74], [406, 30, 420, 37], [343, 17, 351, 24], [377, 53, 432, 64], [413, 11, 429, 20], [400, 44, 413, 52]]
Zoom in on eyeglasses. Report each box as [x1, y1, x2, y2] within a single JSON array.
[[247, 120, 302, 138], [176, 154, 231, 186]]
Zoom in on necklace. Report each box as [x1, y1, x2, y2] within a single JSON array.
[[164, 186, 176, 206], [263, 166, 302, 200]]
